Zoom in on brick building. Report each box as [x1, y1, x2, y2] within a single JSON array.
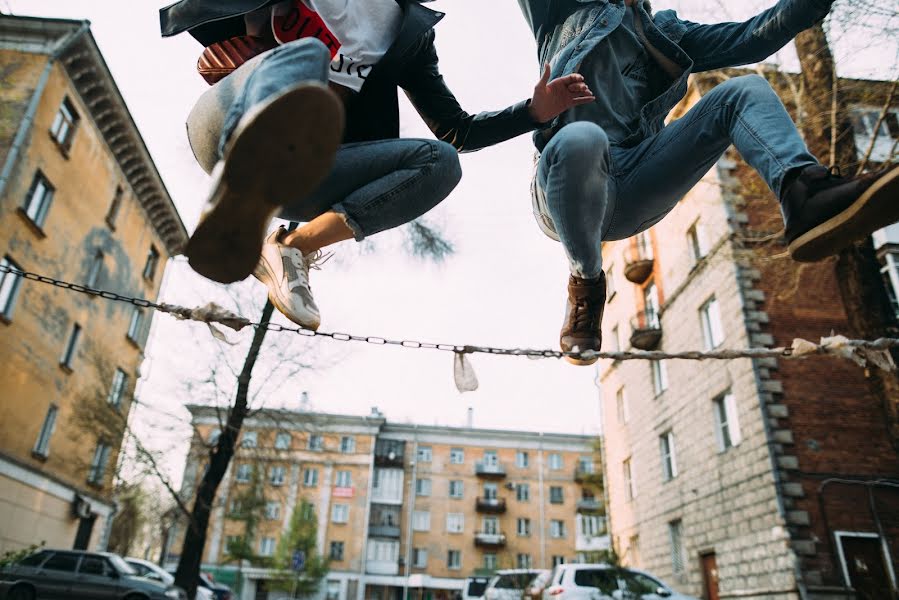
[[599, 72, 899, 600], [169, 407, 608, 600], [0, 15, 187, 553]]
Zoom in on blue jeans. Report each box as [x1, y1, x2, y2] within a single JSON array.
[[219, 38, 462, 241], [536, 74, 820, 278]]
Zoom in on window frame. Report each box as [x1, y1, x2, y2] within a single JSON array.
[[303, 468, 319, 487], [412, 510, 431, 532], [307, 434, 323, 451], [449, 479, 464, 498], [335, 470, 352, 488], [126, 307, 144, 344], [330, 541, 345, 561], [49, 96, 79, 151], [660, 431, 678, 481], [447, 549, 462, 570], [449, 447, 465, 464], [87, 442, 112, 485], [417, 445, 432, 463], [700, 296, 725, 350], [107, 368, 128, 408], [275, 432, 292, 450], [22, 171, 55, 231], [339, 435, 355, 453], [652, 359, 668, 396], [60, 323, 82, 371], [668, 519, 685, 573], [33, 404, 59, 458], [416, 477, 432, 497], [446, 512, 464, 534], [331, 503, 350, 524], [713, 392, 742, 451], [269, 466, 286, 486], [623, 457, 635, 501], [241, 431, 258, 449], [142, 245, 160, 282], [549, 486, 564, 504], [106, 186, 124, 229], [235, 464, 253, 483], [0, 256, 24, 321]]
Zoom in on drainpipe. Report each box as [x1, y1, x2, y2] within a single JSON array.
[[0, 20, 89, 198], [537, 433, 546, 570], [402, 429, 419, 600]]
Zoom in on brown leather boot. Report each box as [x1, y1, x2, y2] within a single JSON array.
[[560, 273, 606, 366]]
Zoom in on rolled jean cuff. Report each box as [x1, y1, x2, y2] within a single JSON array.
[[330, 204, 366, 242]]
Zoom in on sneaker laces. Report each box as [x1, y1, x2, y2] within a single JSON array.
[[570, 298, 597, 332]]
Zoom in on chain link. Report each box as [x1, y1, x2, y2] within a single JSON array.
[[2, 264, 897, 364]]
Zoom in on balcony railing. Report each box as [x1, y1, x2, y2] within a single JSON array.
[[475, 497, 507, 513], [474, 532, 507, 548], [369, 524, 401, 538], [366, 560, 400, 576], [623, 244, 654, 284], [576, 498, 603, 513], [630, 310, 662, 350], [374, 440, 405, 467], [475, 461, 506, 478], [574, 465, 597, 483]]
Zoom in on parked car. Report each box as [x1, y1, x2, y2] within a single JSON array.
[[525, 570, 553, 600], [485, 570, 551, 600], [126, 558, 214, 600], [462, 576, 491, 600], [0, 549, 186, 600], [542, 563, 697, 600], [199, 573, 233, 600]]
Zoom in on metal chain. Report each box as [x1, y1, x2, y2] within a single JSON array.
[[2, 264, 897, 364]]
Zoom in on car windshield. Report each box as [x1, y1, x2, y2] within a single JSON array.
[[17, 551, 50, 567], [620, 571, 662, 595], [573, 569, 617, 594], [467, 579, 489, 597], [107, 555, 137, 575]]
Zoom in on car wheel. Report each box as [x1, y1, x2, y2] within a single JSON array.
[[7, 585, 35, 600]]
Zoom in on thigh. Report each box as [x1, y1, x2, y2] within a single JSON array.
[[607, 97, 735, 238]]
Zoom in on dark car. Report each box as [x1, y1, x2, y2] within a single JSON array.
[[0, 549, 186, 600], [198, 573, 233, 600]]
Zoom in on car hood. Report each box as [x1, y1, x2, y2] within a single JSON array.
[[124, 574, 169, 590]]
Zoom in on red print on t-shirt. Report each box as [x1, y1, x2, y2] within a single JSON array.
[[272, 1, 342, 58]]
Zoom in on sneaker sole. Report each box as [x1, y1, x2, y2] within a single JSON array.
[[253, 259, 321, 331], [789, 165, 899, 262], [186, 84, 344, 283], [564, 355, 599, 367]]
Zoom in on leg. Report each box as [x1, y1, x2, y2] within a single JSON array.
[[185, 38, 344, 284], [255, 139, 462, 330], [536, 122, 612, 365]]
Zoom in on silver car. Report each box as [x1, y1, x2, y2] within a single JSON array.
[[542, 563, 697, 600], [485, 570, 551, 600], [0, 549, 186, 600]]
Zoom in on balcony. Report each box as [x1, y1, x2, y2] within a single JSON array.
[[476, 497, 507, 513], [474, 532, 507, 548], [369, 524, 401, 538], [574, 465, 598, 483], [366, 560, 400, 576], [630, 310, 662, 350], [576, 498, 603, 513], [475, 461, 506, 478], [624, 244, 654, 284], [374, 439, 405, 468]]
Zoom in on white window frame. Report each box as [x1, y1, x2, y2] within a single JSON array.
[[484, 553, 497, 571], [548, 453, 563, 470], [687, 220, 708, 266], [0, 256, 24, 320], [517, 554, 532, 569], [23, 171, 54, 228], [235, 464, 252, 483], [241, 431, 258, 449], [107, 368, 128, 408], [142, 245, 160, 281], [87, 250, 104, 289], [616, 387, 629, 424], [713, 392, 743, 451], [260, 537, 276, 557], [413, 548, 428, 568], [652, 360, 668, 396], [449, 480, 464, 498], [482, 516, 500, 535], [517, 518, 531, 537], [303, 468, 319, 487], [275, 432, 291, 450], [552, 556, 566, 568], [308, 434, 323, 451], [516, 483, 530, 502], [833, 531, 898, 589], [265, 501, 281, 521], [515, 450, 529, 468], [330, 541, 345, 561], [447, 550, 461, 570], [623, 457, 635, 501], [331, 503, 350, 524], [33, 404, 58, 458], [550, 519, 567, 538], [126, 306, 143, 343], [412, 510, 431, 532], [668, 520, 685, 573], [340, 435, 356, 453], [550, 486, 564, 504], [88, 442, 111, 485], [660, 431, 678, 481], [416, 478, 432, 497], [269, 466, 286, 486], [60, 323, 81, 370], [700, 296, 725, 350], [446, 513, 464, 534], [50, 97, 79, 148], [335, 470, 352, 488], [450, 447, 464, 464], [417, 445, 432, 462]]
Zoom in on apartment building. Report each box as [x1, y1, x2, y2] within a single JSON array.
[[0, 15, 187, 553], [172, 407, 607, 600], [599, 72, 899, 600]]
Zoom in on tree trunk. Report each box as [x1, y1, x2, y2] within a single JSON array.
[[794, 24, 899, 452], [174, 300, 276, 599]]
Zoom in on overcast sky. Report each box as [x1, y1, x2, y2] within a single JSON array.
[[8, 0, 897, 485]]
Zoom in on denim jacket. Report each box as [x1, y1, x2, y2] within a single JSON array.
[[517, 0, 834, 149]]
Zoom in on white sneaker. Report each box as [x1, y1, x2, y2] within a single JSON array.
[[254, 227, 327, 330]]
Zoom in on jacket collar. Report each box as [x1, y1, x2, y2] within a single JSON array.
[[379, 0, 444, 69]]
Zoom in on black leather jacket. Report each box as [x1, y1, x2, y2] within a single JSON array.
[[160, 0, 541, 151]]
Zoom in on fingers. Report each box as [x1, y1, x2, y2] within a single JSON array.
[[539, 63, 551, 86], [567, 82, 591, 94], [571, 96, 596, 106]]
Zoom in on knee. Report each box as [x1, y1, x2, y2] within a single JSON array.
[[432, 140, 462, 190], [713, 74, 776, 103], [552, 122, 610, 165]]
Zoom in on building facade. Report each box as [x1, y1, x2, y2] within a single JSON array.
[[0, 15, 187, 553], [171, 407, 608, 600], [599, 72, 899, 600]]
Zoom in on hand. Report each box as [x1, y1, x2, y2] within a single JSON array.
[[528, 63, 595, 124]]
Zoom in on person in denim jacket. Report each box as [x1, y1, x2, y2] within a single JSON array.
[[517, 0, 899, 364]]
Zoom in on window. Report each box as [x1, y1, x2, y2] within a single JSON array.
[[417, 445, 432, 462], [303, 468, 319, 487], [270, 466, 286, 486], [636, 230, 654, 260], [450, 447, 464, 464], [413, 548, 428, 568], [652, 360, 668, 396], [265, 501, 281, 520], [517, 518, 531, 536], [548, 453, 563, 470], [623, 458, 635, 501], [552, 556, 566, 568], [851, 108, 899, 162], [308, 434, 323, 451], [482, 516, 500, 535], [700, 296, 725, 349], [207, 429, 221, 445], [550, 486, 564, 504], [644, 282, 660, 328], [449, 480, 464, 498], [606, 265, 616, 299], [143, 245, 160, 281], [126, 307, 143, 343], [578, 456, 595, 475], [331, 503, 349, 523], [106, 186, 124, 228], [330, 541, 344, 561], [275, 432, 291, 450], [241, 431, 258, 448], [43, 552, 79, 572], [340, 435, 355, 453], [578, 514, 607, 538], [412, 510, 431, 532], [616, 387, 628, 424], [447, 550, 461, 570], [713, 392, 742, 451], [668, 520, 685, 573], [446, 513, 464, 533], [371, 468, 403, 503], [0, 256, 23, 320], [483, 482, 498, 500], [33, 404, 58, 457], [301, 502, 315, 520], [79, 556, 110, 576], [484, 553, 497, 571], [260, 537, 276, 557], [88, 442, 111, 485], [687, 221, 708, 266], [515, 450, 529, 468], [516, 483, 530, 502], [482, 450, 498, 466], [416, 478, 431, 497], [609, 324, 621, 352], [336, 470, 352, 488], [50, 97, 79, 149], [367, 539, 399, 563], [87, 251, 104, 288], [23, 171, 54, 229], [60, 323, 81, 370], [107, 368, 128, 408], [551, 520, 567, 538], [660, 431, 678, 481], [236, 464, 252, 483], [517, 554, 532, 569]]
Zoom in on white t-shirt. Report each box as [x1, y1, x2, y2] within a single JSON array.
[[256, 0, 402, 92]]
